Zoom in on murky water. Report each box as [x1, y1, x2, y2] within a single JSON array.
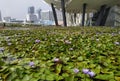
[[4, 27, 30, 30]]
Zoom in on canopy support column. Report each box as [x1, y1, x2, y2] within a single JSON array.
[[61, 0, 67, 26], [100, 7, 111, 26], [82, 3, 87, 26], [95, 5, 106, 26], [51, 3, 58, 26]]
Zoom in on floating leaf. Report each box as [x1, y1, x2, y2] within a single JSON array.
[[115, 77, 120, 81], [95, 73, 114, 80]]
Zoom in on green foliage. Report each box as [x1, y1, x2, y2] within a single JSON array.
[[0, 27, 120, 81]]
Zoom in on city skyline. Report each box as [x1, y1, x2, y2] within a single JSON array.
[[0, 0, 51, 20]]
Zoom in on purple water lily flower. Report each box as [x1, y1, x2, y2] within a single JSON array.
[[65, 40, 71, 44], [111, 33, 115, 36], [6, 37, 11, 41], [73, 68, 79, 73], [88, 71, 95, 77], [114, 42, 119, 45], [8, 43, 12, 46], [53, 58, 59, 62], [29, 61, 35, 67], [82, 69, 89, 74], [0, 47, 4, 52], [69, 48, 73, 51], [35, 39, 40, 43]]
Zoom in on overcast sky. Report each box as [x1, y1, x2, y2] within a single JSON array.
[[0, 0, 51, 20]]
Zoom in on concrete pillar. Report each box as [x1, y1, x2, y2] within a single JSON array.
[[100, 7, 111, 26], [95, 5, 106, 26], [82, 3, 87, 26], [74, 13, 76, 24], [51, 3, 58, 26], [61, 0, 67, 26]]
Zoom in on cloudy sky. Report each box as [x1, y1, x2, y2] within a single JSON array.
[[0, 0, 51, 19]]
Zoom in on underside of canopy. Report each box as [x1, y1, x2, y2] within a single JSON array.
[[44, 0, 120, 13]]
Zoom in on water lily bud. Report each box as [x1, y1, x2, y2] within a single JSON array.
[[73, 68, 79, 73], [31, 65, 35, 68], [82, 69, 89, 74], [88, 71, 95, 77], [35, 39, 40, 43], [69, 38, 72, 40], [6, 37, 9, 39], [69, 48, 73, 51], [56, 39, 59, 42], [6, 39, 11, 42], [96, 39, 99, 41]]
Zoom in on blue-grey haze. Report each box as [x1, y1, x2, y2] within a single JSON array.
[[0, 0, 51, 19]]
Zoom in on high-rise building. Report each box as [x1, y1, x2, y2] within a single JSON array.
[[26, 14, 37, 23], [41, 10, 54, 21], [41, 10, 63, 25], [26, 6, 37, 23], [0, 11, 2, 21], [37, 9, 42, 20], [3, 17, 11, 22], [28, 6, 35, 14]]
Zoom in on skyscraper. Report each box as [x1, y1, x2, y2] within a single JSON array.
[[0, 11, 2, 21], [3, 17, 11, 22], [26, 14, 37, 23], [37, 9, 42, 20], [41, 10, 54, 21], [26, 6, 37, 23], [28, 6, 35, 14]]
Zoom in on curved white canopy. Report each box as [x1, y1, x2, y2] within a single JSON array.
[[44, 0, 120, 13]]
